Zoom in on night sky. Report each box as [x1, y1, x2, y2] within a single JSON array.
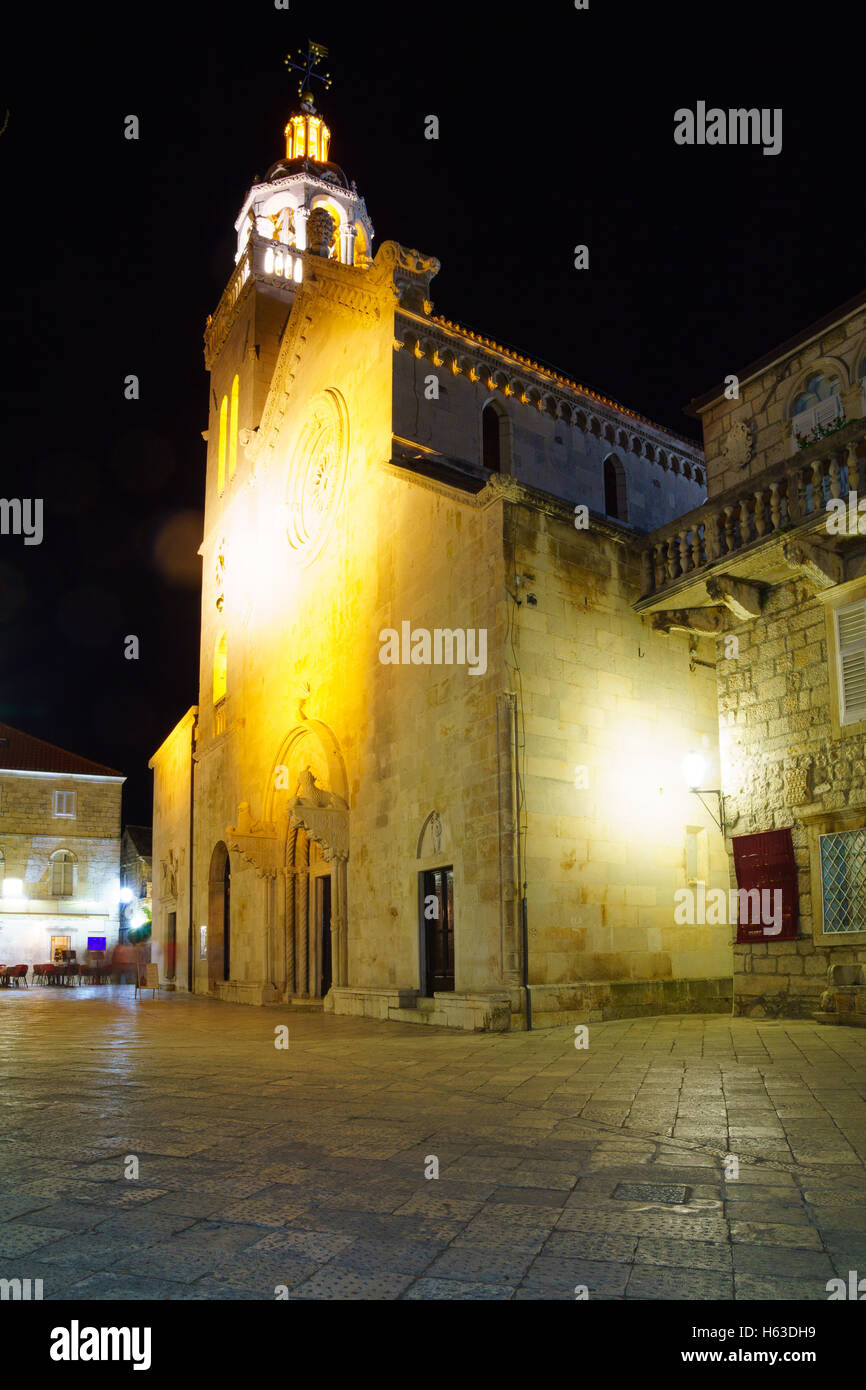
[[0, 1, 859, 823]]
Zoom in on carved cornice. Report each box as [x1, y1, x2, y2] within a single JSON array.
[[393, 312, 705, 470], [226, 806, 281, 876], [304, 263, 386, 325], [289, 804, 349, 862]]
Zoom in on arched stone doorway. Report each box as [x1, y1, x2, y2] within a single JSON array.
[[207, 841, 231, 989], [264, 718, 349, 1002], [284, 827, 334, 998]]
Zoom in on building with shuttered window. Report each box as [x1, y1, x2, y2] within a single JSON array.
[[0, 724, 125, 970], [638, 288, 866, 1019]]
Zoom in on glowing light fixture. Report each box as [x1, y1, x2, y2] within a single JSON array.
[[119, 886, 134, 905], [2, 878, 23, 897]]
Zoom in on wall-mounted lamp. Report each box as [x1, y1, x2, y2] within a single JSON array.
[[682, 752, 726, 835]]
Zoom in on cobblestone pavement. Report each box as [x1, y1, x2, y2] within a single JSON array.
[[1, 987, 865, 1301]]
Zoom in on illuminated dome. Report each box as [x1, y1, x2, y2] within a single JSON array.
[[231, 53, 374, 271], [265, 156, 350, 189]]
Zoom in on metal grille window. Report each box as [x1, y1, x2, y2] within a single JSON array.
[[820, 828, 866, 934]]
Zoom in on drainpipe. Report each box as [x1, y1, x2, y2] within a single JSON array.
[[188, 717, 196, 994], [512, 693, 531, 1030]]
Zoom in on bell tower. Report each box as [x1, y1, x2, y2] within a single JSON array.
[[232, 40, 374, 272], [199, 42, 376, 757]]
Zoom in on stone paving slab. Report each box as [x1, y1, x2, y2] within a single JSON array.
[[1, 987, 866, 1300]]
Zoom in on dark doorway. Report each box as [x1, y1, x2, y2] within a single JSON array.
[[422, 866, 454, 994], [166, 911, 177, 981], [223, 855, 231, 982], [187, 919, 193, 992], [319, 875, 332, 995]]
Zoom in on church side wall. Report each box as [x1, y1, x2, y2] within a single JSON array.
[[508, 502, 733, 1024], [149, 711, 195, 989], [392, 348, 705, 529]]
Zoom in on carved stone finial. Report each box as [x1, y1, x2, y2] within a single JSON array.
[[307, 207, 336, 258]]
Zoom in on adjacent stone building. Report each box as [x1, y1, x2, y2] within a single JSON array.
[[120, 825, 153, 945], [0, 723, 125, 968], [637, 289, 866, 1020], [150, 82, 737, 1029]]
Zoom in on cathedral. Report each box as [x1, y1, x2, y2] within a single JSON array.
[[154, 55, 866, 1031]]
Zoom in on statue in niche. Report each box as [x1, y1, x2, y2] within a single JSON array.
[[267, 207, 296, 244], [431, 812, 442, 853], [162, 849, 179, 898]]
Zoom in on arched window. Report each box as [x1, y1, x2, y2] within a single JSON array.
[[228, 375, 239, 480], [213, 633, 227, 706], [217, 395, 228, 494], [482, 402, 504, 473], [603, 456, 628, 521], [791, 370, 840, 418], [790, 369, 843, 447], [50, 850, 75, 897]]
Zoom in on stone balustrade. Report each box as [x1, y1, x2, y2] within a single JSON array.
[[638, 417, 866, 599], [204, 238, 307, 367]]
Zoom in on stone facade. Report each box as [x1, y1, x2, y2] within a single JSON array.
[[0, 726, 124, 969], [149, 98, 736, 1030], [700, 297, 866, 500], [149, 710, 195, 989], [639, 291, 866, 1020]]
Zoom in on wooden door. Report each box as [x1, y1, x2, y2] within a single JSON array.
[[422, 867, 454, 994]]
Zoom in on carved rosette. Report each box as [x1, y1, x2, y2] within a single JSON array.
[[285, 389, 349, 566]]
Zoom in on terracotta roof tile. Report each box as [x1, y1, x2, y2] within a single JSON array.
[[0, 722, 124, 778]]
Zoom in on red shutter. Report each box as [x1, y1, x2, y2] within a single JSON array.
[[731, 829, 799, 943]]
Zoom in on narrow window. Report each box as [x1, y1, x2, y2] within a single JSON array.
[[213, 632, 228, 706], [50, 850, 75, 897], [482, 404, 501, 473], [604, 458, 619, 517], [229, 375, 239, 479], [218, 395, 228, 494]]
